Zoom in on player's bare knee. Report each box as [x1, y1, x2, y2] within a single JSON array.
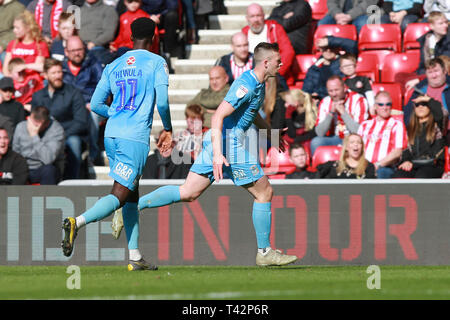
[[179, 186, 200, 202], [255, 185, 273, 203], [263, 185, 273, 202]]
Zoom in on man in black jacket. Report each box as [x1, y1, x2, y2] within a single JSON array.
[[0, 77, 25, 132], [0, 126, 28, 185], [31, 58, 90, 180], [268, 0, 312, 54]]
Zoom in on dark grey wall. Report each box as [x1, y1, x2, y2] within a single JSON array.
[[1, 182, 449, 265]]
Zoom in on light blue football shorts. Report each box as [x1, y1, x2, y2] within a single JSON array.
[[190, 130, 264, 186], [104, 137, 149, 191]]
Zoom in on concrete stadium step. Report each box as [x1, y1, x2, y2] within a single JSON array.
[[223, 0, 277, 15], [186, 44, 231, 60], [169, 74, 209, 89], [152, 103, 186, 121], [173, 59, 216, 74], [152, 119, 187, 132], [168, 89, 200, 104], [208, 15, 248, 30], [198, 29, 239, 44]]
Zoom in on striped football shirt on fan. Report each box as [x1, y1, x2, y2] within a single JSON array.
[[230, 54, 253, 80], [357, 117, 407, 163], [316, 91, 369, 138]]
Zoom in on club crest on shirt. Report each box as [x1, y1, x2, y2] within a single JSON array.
[[127, 56, 136, 65], [236, 85, 248, 98]]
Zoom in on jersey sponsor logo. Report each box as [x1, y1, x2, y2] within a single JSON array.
[[232, 169, 247, 181], [127, 56, 136, 65], [113, 162, 133, 181], [236, 85, 248, 98]]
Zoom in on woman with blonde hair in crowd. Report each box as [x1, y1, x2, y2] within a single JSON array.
[[2, 10, 49, 77], [283, 88, 318, 154], [316, 133, 376, 179]]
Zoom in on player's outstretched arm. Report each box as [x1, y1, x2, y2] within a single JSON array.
[[211, 100, 234, 181]]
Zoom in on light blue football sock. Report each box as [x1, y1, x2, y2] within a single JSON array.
[[82, 194, 120, 224], [252, 202, 272, 249], [138, 185, 181, 211], [122, 202, 139, 250]]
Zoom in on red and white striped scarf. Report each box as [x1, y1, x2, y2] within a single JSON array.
[[35, 0, 64, 39]]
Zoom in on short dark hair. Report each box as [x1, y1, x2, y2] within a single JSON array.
[[44, 58, 62, 73], [289, 142, 306, 156], [254, 42, 279, 65], [31, 106, 50, 122], [0, 126, 10, 139], [425, 57, 446, 72]]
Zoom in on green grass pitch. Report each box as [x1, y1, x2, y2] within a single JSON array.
[[1, 265, 450, 300]]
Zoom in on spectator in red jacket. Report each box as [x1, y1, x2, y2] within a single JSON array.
[[110, 0, 160, 56], [241, 3, 295, 83]]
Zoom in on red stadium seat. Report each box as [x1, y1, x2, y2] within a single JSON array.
[[356, 50, 393, 71], [263, 147, 296, 175], [380, 52, 420, 83], [307, 0, 328, 20], [403, 23, 431, 51], [358, 24, 402, 52], [312, 145, 342, 169], [371, 83, 403, 111], [293, 54, 317, 81], [356, 52, 380, 82], [312, 24, 357, 52]]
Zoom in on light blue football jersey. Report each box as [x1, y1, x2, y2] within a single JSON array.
[[96, 49, 169, 145], [223, 70, 265, 142]]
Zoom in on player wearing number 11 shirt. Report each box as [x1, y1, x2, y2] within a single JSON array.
[[60, 18, 173, 271]]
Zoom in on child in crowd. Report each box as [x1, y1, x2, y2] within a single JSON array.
[[174, 104, 208, 161], [285, 143, 316, 179], [339, 53, 375, 115], [2, 11, 49, 78], [50, 12, 77, 62], [110, 0, 160, 55], [8, 57, 44, 112]]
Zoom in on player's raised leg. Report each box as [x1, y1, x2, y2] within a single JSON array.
[[61, 183, 122, 257], [244, 175, 298, 266], [138, 170, 212, 211]]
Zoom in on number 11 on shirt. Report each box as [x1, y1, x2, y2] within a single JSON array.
[[115, 78, 138, 111]]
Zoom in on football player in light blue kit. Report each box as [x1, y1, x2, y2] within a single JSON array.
[[139, 42, 298, 266], [61, 18, 173, 271]]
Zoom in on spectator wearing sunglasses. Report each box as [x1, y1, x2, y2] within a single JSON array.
[[393, 95, 446, 178], [357, 91, 408, 178]]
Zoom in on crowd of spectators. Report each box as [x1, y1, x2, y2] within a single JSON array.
[[0, 0, 448, 184]]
